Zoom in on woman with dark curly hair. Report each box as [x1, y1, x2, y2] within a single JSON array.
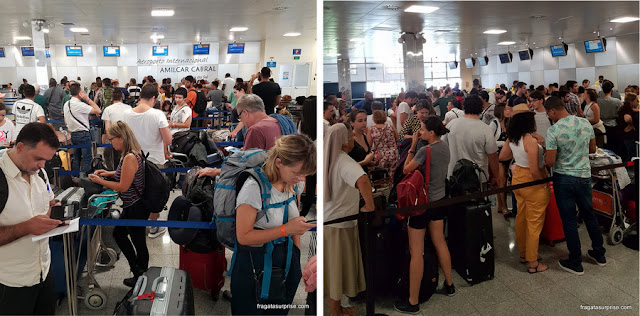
[[499, 104, 551, 273]]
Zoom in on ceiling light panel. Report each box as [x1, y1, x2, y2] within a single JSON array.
[[610, 16, 639, 23], [404, 5, 439, 14], [14, 36, 31, 40], [69, 27, 88, 32], [484, 29, 507, 34], [229, 27, 248, 32], [498, 41, 516, 45], [151, 9, 174, 17], [283, 32, 301, 37]]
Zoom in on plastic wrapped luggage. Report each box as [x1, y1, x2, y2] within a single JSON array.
[[179, 245, 227, 299], [114, 267, 195, 315]]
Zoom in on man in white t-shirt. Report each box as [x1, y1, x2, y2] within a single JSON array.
[[12, 84, 46, 135], [168, 87, 192, 134], [367, 101, 392, 127], [221, 73, 236, 100], [530, 90, 551, 142], [443, 99, 465, 125], [443, 95, 499, 184], [397, 91, 417, 133], [123, 84, 172, 238], [0, 103, 16, 147], [64, 83, 101, 173], [101, 89, 131, 169]]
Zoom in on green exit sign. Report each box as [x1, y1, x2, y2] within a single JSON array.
[[294, 56, 300, 60]]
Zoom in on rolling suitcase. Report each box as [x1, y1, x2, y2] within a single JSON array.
[[447, 199, 494, 285], [179, 245, 227, 299], [114, 266, 195, 315], [541, 182, 565, 246], [395, 226, 439, 303]]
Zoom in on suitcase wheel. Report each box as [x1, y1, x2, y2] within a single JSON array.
[[608, 226, 624, 245], [96, 248, 118, 268], [84, 288, 108, 310]]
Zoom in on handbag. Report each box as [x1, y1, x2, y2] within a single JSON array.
[[396, 145, 431, 220], [251, 250, 288, 304]]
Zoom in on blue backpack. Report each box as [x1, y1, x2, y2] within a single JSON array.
[[212, 149, 299, 301]]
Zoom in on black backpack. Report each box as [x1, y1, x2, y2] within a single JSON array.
[[133, 151, 170, 213], [193, 91, 207, 114], [447, 159, 487, 197], [0, 167, 49, 213], [170, 131, 200, 155]]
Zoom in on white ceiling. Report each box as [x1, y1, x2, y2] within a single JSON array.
[[3, 0, 315, 46], [324, 1, 639, 63]]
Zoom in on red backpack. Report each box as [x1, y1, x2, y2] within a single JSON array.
[[396, 145, 431, 220]]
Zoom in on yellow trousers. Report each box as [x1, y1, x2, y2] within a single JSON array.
[[512, 165, 550, 262]]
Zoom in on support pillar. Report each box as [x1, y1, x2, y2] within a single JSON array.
[[337, 58, 352, 105], [31, 21, 50, 90], [402, 33, 425, 92]]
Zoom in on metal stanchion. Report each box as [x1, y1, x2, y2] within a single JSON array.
[[63, 231, 78, 315], [363, 211, 387, 316]]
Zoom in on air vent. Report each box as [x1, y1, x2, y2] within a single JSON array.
[[61, 22, 75, 25], [273, 6, 288, 11], [80, 33, 90, 36], [530, 15, 546, 20], [385, 4, 400, 10]]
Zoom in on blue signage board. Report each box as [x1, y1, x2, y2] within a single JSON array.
[[584, 40, 605, 53], [103, 46, 120, 57], [0, 47, 5, 58], [45, 48, 50, 58], [66, 46, 83, 57], [193, 44, 210, 55], [550, 45, 566, 57], [267, 61, 276, 68], [293, 48, 301, 55], [228, 43, 245, 54], [152, 46, 169, 56], [21, 46, 35, 56]]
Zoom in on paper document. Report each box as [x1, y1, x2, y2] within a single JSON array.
[[32, 218, 80, 242]]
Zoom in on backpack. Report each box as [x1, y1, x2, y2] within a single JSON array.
[[133, 151, 170, 213], [447, 159, 487, 197], [269, 114, 297, 135], [0, 167, 49, 213], [170, 131, 200, 155], [193, 90, 207, 114], [101, 86, 114, 110], [212, 148, 300, 302], [396, 146, 431, 220]]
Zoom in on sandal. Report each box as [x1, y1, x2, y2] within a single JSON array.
[[520, 256, 542, 264], [527, 262, 548, 274], [503, 210, 512, 221]]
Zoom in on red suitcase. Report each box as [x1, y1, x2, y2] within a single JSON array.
[[541, 182, 565, 246], [179, 245, 227, 299]]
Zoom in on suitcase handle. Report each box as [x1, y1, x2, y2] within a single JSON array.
[[133, 275, 148, 298], [151, 276, 168, 299]]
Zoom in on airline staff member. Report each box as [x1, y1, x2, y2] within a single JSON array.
[[0, 123, 63, 314]]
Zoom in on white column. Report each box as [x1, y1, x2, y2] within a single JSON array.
[[337, 58, 352, 105], [402, 33, 425, 92], [31, 21, 50, 89]]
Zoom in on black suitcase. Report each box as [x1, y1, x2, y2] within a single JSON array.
[[447, 199, 494, 285], [114, 267, 195, 315], [395, 224, 439, 303]]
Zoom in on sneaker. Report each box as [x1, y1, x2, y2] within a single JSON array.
[[394, 300, 420, 315], [559, 259, 584, 276], [148, 226, 166, 238], [586, 250, 607, 267], [443, 282, 456, 296]]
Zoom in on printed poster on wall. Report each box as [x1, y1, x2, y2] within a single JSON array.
[[293, 49, 301, 55]]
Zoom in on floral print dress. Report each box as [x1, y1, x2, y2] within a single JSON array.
[[370, 124, 399, 179]]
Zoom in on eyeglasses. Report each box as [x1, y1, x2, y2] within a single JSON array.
[[237, 109, 245, 121], [108, 136, 118, 142]]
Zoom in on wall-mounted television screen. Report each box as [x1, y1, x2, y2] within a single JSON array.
[[66, 46, 83, 57], [584, 39, 605, 53], [228, 43, 245, 54], [464, 58, 474, 68], [448, 61, 458, 69], [152, 45, 168, 56], [103, 46, 120, 57], [0, 47, 5, 58], [518, 49, 533, 60], [21, 46, 34, 56], [550, 44, 567, 57], [499, 53, 512, 63], [193, 44, 210, 55], [478, 56, 489, 66]]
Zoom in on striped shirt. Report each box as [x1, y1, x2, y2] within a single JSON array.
[[115, 153, 144, 207]]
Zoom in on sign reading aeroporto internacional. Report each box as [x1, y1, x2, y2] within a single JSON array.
[[137, 56, 218, 80], [137, 57, 211, 65]]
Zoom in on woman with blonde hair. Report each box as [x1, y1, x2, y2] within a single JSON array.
[[324, 123, 375, 316], [231, 134, 317, 315], [88, 121, 148, 287]]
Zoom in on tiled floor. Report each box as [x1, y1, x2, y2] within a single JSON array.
[[55, 190, 316, 315], [344, 204, 639, 316]]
